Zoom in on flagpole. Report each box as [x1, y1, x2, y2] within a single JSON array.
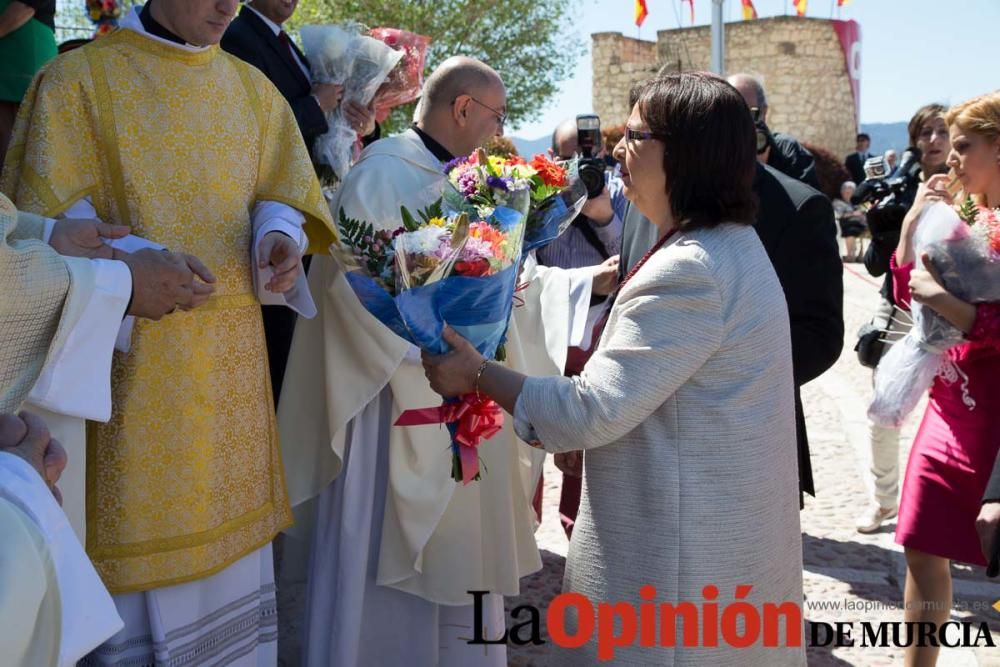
[[711, 0, 725, 74]]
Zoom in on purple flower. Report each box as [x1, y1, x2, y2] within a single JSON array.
[[443, 156, 468, 174], [460, 235, 494, 262], [486, 175, 511, 191], [457, 170, 480, 197]]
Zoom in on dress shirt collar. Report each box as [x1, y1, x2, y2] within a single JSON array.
[[244, 4, 282, 36]]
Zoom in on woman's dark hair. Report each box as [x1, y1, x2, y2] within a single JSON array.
[[907, 103, 946, 146], [636, 72, 757, 229]]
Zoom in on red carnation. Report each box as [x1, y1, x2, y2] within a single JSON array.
[[454, 259, 491, 277]]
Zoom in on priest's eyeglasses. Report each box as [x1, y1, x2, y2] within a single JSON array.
[[464, 97, 507, 127]]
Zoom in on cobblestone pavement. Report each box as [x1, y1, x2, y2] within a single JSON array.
[[506, 266, 1000, 666]]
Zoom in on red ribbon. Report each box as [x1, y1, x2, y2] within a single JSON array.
[[394, 394, 504, 485]]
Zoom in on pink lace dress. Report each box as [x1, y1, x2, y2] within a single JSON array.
[[891, 256, 1000, 564]]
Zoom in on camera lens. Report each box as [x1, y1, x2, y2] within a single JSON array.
[[756, 128, 769, 154], [578, 158, 606, 199]]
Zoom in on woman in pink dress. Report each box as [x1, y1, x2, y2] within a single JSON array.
[[891, 91, 1000, 667]]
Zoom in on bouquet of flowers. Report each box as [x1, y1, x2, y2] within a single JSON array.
[[869, 199, 1000, 426], [86, 0, 121, 37], [299, 23, 404, 184], [333, 149, 531, 483], [368, 28, 431, 123], [443, 152, 587, 256]]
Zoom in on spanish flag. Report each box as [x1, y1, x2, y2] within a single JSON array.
[[635, 0, 648, 26], [742, 0, 758, 19], [794, 0, 808, 16], [838, 0, 850, 5]]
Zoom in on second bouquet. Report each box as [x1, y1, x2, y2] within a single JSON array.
[[333, 149, 531, 484]]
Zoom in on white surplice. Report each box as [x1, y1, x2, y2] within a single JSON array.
[[277, 128, 592, 663], [0, 453, 123, 667]]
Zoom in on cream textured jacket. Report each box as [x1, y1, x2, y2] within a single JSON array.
[[518, 223, 807, 665]]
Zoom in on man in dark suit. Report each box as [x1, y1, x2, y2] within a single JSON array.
[[222, 0, 380, 403], [845, 132, 871, 184], [619, 161, 844, 504], [727, 73, 820, 190]]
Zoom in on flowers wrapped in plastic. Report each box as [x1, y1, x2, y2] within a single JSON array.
[[299, 23, 404, 183], [368, 28, 431, 124], [868, 200, 1000, 426], [442, 152, 587, 256], [333, 149, 531, 483], [87, 0, 121, 37]]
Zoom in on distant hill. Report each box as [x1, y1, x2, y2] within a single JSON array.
[[512, 121, 910, 161], [860, 122, 910, 156], [511, 135, 551, 158]]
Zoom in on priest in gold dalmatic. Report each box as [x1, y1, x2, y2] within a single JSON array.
[[0, 0, 336, 662]]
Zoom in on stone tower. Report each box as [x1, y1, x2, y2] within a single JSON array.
[[592, 16, 858, 157]]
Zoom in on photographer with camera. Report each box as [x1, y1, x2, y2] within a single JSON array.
[[532, 115, 627, 538], [853, 103, 950, 533], [727, 73, 821, 190], [538, 116, 626, 292]]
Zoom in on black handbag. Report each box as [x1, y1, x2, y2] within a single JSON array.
[[855, 304, 911, 369]]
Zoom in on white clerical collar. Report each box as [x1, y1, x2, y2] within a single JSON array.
[[122, 6, 211, 53], [244, 4, 282, 36]]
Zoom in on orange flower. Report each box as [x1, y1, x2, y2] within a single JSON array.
[[530, 155, 567, 187], [470, 222, 507, 257]]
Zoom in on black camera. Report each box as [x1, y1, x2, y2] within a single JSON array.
[[576, 114, 606, 199], [852, 148, 924, 243], [851, 147, 923, 209]]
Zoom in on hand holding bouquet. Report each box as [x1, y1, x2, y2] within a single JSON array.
[[300, 23, 404, 183], [869, 200, 1000, 426], [333, 149, 531, 483]]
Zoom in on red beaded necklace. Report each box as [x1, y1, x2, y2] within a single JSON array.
[[616, 227, 680, 294]]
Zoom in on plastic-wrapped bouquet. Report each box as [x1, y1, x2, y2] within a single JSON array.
[[368, 28, 431, 124], [443, 152, 587, 255], [869, 200, 1000, 426], [86, 0, 121, 37], [333, 151, 531, 483], [299, 23, 403, 183]]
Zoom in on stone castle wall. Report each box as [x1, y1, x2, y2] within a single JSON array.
[[592, 16, 858, 157]]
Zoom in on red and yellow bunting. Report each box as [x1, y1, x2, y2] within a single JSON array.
[[794, 0, 808, 16], [742, 0, 758, 20]]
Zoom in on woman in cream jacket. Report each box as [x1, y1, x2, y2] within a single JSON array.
[[423, 73, 806, 666]]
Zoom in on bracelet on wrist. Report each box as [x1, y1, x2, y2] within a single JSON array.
[[474, 359, 490, 399]]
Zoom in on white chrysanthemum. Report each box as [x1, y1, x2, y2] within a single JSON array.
[[395, 226, 449, 255]]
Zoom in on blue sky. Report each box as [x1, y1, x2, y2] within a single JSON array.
[[513, 0, 1000, 139]]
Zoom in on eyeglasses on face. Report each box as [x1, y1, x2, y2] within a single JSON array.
[[625, 127, 659, 143], [455, 96, 507, 126]]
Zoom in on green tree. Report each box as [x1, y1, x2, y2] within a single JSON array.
[[288, 0, 583, 134]]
